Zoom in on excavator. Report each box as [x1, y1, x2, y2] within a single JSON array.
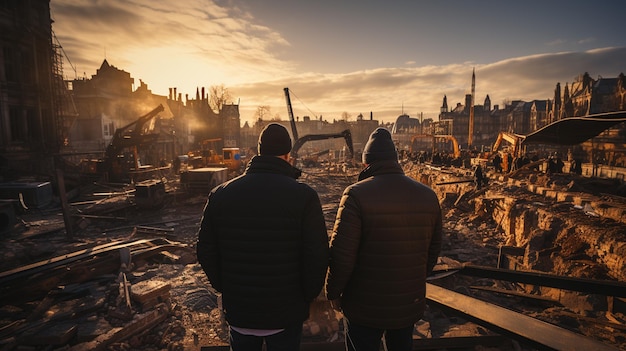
[[187, 138, 242, 172], [491, 131, 525, 156], [409, 134, 461, 158], [284, 87, 354, 165], [489, 131, 526, 172], [81, 104, 165, 182]]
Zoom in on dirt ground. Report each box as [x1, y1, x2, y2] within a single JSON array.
[[1, 162, 625, 350]]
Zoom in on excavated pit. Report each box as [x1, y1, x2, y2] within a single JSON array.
[[425, 162, 626, 320]]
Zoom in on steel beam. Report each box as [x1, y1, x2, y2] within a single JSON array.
[[200, 336, 511, 351], [426, 283, 620, 351], [459, 264, 626, 297]]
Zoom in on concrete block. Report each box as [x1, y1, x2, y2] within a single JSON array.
[[130, 280, 171, 304], [545, 190, 557, 199], [180, 167, 228, 192], [535, 187, 548, 196], [0, 182, 52, 208], [573, 196, 594, 206], [134, 179, 165, 209], [556, 192, 574, 202]]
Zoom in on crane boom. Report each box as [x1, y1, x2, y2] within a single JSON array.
[[284, 87, 299, 141]]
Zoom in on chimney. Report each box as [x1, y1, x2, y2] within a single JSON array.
[[169, 88, 173, 100], [174, 88, 177, 101]]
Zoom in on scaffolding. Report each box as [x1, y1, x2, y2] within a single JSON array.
[[51, 31, 79, 150]]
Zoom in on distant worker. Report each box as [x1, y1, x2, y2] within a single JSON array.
[[555, 155, 565, 173], [571, 158, 583, 175], [473, 164, 485, 190], [492, 153, 502, 173], [326, 127, 442, 351], [197, 123, 329, 351], [172, 156, 181, 173]]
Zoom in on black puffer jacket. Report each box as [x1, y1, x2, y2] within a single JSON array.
[[325, 160, 442, 329], [197, 155, 329, 329]]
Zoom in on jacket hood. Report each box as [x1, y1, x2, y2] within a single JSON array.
[[245, 155, 302, 179], [358, 159, 404, 181]]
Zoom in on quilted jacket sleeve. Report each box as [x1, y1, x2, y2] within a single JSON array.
[[325, 188, 360, 300]]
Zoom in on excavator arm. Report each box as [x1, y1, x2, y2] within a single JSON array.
[[410, 134, 460, 158], [284, 87, 354, 164], [291, 129, 354, 161], [492, 131, 525, 157], [105, 104, 165, 159]]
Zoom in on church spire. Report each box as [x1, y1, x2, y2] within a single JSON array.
[[468, 68, 476, 147]]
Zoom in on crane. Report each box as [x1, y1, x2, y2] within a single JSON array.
[[283, 87, 354, 164]]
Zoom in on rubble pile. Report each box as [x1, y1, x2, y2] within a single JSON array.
[[423, 161, 626, 350], [0, 162, 625, 350]]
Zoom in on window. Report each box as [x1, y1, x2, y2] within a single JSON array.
[[9, 107, 27, 143]]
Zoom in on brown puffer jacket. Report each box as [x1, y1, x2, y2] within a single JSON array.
[[325, 160, 442, 329]]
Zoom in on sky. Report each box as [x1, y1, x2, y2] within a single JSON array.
[[50, 0, 626, 126]]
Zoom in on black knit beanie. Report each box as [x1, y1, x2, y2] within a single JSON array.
[[258, 123, 292, 156], [362, 127, 398, 164]]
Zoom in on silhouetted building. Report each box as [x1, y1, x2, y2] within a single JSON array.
[[0, 0, 67, 178]]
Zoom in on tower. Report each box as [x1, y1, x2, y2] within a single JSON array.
[[468, 68, 475, 147], [441, 95, 448, 113]]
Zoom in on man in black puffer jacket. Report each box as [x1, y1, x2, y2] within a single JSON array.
[[326, 127, 442, 351], [197, 123, 329, 351]]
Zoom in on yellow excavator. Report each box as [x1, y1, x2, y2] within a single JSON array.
[[188, 138, 242, 172], [487, 131, 526, 172], [410, 134, 461, 158]]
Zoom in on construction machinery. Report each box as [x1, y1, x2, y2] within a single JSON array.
[[492, 131, 525, 157], [283, 87, 354, 165], [485, 131, 526, 171], [187, 138, 242, 172], [300, 149, 330, 167], [80, 104, 165, 182], [410, 134, 461, 158]]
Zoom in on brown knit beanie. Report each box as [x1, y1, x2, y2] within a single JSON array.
[[362, 127, 398, 164]]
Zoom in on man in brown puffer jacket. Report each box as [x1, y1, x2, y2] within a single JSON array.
[[325, 127, 442, 351]]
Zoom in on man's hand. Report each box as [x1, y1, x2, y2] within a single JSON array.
[[330, 299, 342, 311]]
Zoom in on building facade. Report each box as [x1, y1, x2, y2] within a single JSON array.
[[0, 0, 67, 178]]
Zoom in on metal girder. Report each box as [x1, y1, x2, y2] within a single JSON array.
[[200, 336, 511, 351], [0, 238, 174, 283], [426, 283, 620, 351], [459, 264, 626, 297]]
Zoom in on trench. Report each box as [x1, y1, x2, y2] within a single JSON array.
[[422, 162, 626, 316]]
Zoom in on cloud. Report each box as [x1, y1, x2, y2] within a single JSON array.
[[231, 48, 626, 124], [52, 0, 294, 84], [577, 37, 596, 45], [545, 39, 566, 47], [51, 1, 626, 126]]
